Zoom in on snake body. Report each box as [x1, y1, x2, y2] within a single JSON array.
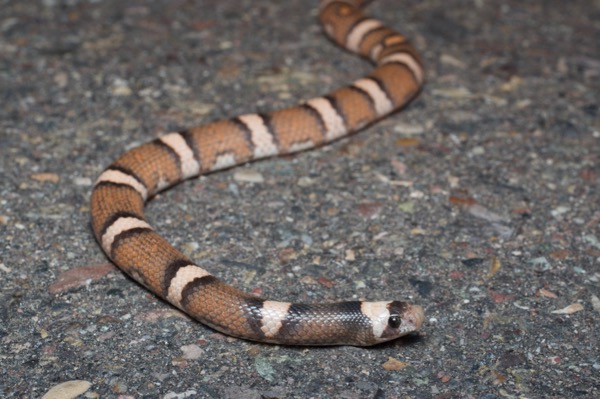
[[91, 0, 425, 346]]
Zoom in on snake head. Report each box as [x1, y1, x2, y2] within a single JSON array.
[[363, 301, 424, 345]]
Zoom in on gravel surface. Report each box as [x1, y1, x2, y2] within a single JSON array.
[[1, 0, 599, 398]]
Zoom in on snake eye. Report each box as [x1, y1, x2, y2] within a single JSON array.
[[388, 315, 401, 329]]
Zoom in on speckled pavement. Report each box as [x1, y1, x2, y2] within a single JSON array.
[[1, 1, 598, 398]]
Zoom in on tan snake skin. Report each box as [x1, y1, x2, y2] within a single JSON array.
[[90, 0, 425, 346]]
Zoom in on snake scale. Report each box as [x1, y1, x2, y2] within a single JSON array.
[[91, 0, 425, 346]]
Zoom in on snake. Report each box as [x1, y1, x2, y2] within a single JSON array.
[[90, 0, 425, 346]]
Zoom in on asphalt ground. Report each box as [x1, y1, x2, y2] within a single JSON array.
[[1, 0, 599, 398]]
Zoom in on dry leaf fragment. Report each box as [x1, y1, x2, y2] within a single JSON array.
[[31, 172, 60, 183], [551, 303, 584, 314], [549, 249, 570, 260], [437, 371, 451, 383], [382, 357, 408, 371], [500, 75, 523, 92], [449, 195, 477, 206], [395, 137, 420, 147], [317, 276, 336, 288], [410, 228, 426, 235], [491, 370, 507, 385], [48, 263, 115, 294], [440, 53, 466, 68], [537, 288, 558, 299], [488, 256, 501, 277], [489, 289, 515, 304], [547, 356, 561, 364], [233, 169, 264, 183], [180, 344, 204, 360], [42, 380, 91, 399], [345, 249, 355, 261]]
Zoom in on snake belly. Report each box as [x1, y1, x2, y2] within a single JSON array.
[[90, 0, 425, 346]]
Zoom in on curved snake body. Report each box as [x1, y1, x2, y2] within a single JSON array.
[[91, 0, 425, 346]]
